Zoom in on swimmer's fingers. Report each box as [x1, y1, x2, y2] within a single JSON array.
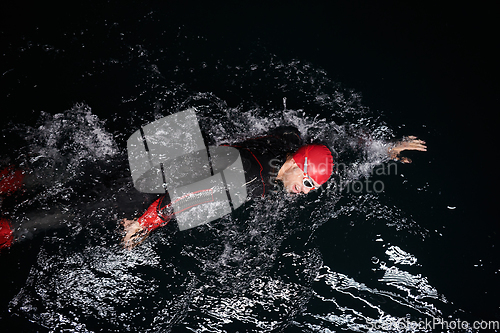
[[391, 154, 412, 163], [389, 136, 427, 162], [394, 137, 427, 152], [121, 219, 149, 249], [121, 218, 136, 228], [403, 136, 427, 151], [399, 156, 412, 164], [402, 141, 427, 152]]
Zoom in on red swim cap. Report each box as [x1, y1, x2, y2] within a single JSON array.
[[0, 218, 14, 250], [292, 144, 334, 185]]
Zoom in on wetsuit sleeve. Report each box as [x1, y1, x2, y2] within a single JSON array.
[[0, 218, 14, 249], [137, 195, 172, 231], [0, 166, 25, 249]]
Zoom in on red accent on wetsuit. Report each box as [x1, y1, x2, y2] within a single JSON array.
[[0, 218, 13, 250], [243, 148, 265, 197], [137, 198, 170, 231], [224, 144, 266, 197], [0, 166, 25, 250], [0, 166, 25, 196]]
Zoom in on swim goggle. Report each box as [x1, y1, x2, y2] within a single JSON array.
[[302, 156, 316, 190]]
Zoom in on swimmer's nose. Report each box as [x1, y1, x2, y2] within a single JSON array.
[[302, 185, 312, 194]]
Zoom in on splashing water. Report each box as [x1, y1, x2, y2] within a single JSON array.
[[2, 104, 128, 242], [4, 96, 449, 332], [2, 18, 456, 332]]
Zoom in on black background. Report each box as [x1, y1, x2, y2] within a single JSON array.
[[1, 0, 498, 327]]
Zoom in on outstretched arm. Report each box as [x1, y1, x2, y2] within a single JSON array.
[[121, 197, 170, 249], [388, 136, 427, 163]]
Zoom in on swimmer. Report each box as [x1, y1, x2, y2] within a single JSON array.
[[122, 128, 426, 248]]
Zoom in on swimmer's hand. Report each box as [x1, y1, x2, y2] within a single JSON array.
[[121, 218, 150, 249], [388, 136, 427, 163]]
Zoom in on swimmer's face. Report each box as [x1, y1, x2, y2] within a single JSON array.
[[280, 161, 320, 195]]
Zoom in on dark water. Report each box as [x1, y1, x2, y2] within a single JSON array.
[[1, 2, 498, 332]]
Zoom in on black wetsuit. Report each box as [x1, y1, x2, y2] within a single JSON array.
[[229, 126, 303, 198], [154, 127, 303, 223]]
